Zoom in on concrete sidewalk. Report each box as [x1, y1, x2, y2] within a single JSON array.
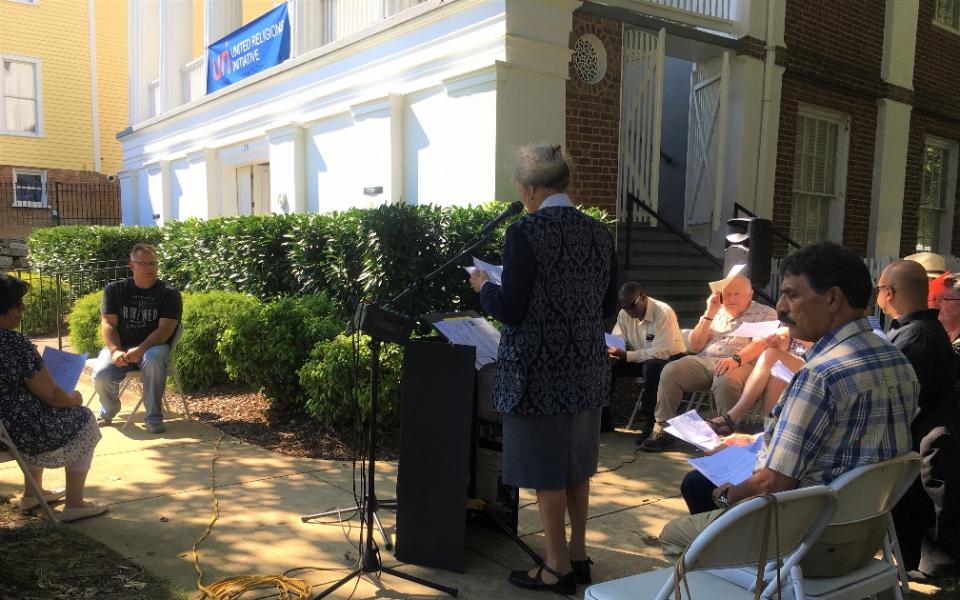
[[0, 373, 693, 599]]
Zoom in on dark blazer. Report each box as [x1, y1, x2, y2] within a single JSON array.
[[480, 203, 618, 416]]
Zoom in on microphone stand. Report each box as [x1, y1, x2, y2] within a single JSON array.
[[313, 235, 498, 600]]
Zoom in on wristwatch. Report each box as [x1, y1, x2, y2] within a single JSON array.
[[731, 353, 742, 366], [715, 488, 731, 509]]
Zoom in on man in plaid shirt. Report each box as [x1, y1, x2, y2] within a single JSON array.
[[661, 241, 918, 577]]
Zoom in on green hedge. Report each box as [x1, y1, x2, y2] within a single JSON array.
[[217, 293, 342, 406], [68, 291, 103, 355], [175, 291, 260, 392], [28, 226, 162, 269], [31, 203, 612, 317], [299, 334, 405, 429]]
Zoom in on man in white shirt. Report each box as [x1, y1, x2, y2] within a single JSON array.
[[640, 274, 777, 452], [607, 282, 687, 441]]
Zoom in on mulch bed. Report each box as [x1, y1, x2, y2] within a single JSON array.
[[169, 379, 645, 462]]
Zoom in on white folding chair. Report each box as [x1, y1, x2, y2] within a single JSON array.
[[584, 485, 838, 600], [86, 324, 190, 430], [785, 452, 920, 600], [0, 420, 60, 525], [713, 453, 921, 600]]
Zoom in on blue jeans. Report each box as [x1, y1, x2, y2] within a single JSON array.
[[92, 345, 171, 426]]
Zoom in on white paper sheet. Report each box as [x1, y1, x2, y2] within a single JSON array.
[[867, 315, 889, 340], [687, 446, 758, 486], [432, 317, 501, 369], [708, 264, 746, 293], [41, 347, 89, 392], [770, 360, 795, 383], [605, 333, 626, 352], [665, 409, 722, 451], [726, 320, 782, 339], [464, 257, 504, 286]]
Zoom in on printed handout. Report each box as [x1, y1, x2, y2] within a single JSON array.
[[605, 333, 626, 352], [664, 409, 722, 451], [432, 317, 501, 369], [687, 445, 758, 486], [770, 360, 796, 383], [41, 347, 89, 392], [726, 320, 782, 339], [464, 257, 503, 286]]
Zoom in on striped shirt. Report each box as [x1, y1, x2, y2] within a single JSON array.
[[756, 318, 918, 486]]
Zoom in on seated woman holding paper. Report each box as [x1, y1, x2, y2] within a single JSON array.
[[0, 274, 106, 522], [707, 329, 810, 435]]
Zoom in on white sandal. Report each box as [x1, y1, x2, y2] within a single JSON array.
[[60, 503, 109, 523], [10, 488, 66, 511]]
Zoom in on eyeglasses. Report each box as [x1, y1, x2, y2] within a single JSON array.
[[132, 261, 158, 267], [624, 295, 644, 310], [875, 285, 893, 294], [931, 296, 960, 305]]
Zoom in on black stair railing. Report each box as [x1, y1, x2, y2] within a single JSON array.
[[622, 193, 776, 306]]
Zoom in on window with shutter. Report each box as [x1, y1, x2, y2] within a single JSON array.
[[918, 137, 959, 253], [1, 56, 41, 135], [790, 109, 849, 246], [935, 0, 960, 31]]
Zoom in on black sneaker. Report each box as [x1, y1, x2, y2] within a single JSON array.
[[639, 431, 676, 452]]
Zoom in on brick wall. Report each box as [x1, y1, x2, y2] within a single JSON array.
[[0, 165, 119, 231], [565, 11, 622, 215], [0, 165, 113, 186], [771, 0, 886, 257]]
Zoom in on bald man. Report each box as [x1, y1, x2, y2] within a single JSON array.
[[640, 275, 777, 452], [878, 259, 960, 578]]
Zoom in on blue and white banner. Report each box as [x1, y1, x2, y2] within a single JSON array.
[[207, 3, 290, 93]]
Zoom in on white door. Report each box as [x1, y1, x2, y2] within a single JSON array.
[[618, 27, 665, 222], [236, 166, 252, 215], [684, 51, 730, 231], [253, 164, 270, 214]]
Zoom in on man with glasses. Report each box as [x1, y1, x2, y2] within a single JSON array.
[[878, 259, 960, 580], [607, 282, 686, 441], [91, 244, 182, 434]]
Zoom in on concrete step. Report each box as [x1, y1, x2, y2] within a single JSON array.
[[622, 254, 718, 268], [622, 267, 722, 281]]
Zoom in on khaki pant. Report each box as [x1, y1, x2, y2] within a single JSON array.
[[654, 354, 755, 425], [660, 509, 889, 578]]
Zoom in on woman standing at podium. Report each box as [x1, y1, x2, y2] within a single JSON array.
[[470, 144, 618, 594]]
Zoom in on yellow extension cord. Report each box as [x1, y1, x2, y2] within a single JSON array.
[[191, 433, 311, 600]]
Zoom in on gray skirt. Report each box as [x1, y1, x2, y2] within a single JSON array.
[[501, 408, 602, 490]]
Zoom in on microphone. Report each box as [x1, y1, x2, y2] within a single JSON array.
[[479, 201, 523, 236]]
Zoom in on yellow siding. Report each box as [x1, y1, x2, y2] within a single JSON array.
[[95, 0, 128, 175], [243, 0, 276, 25], [0, 0, 128, 175], [192, 0, 204, 61]]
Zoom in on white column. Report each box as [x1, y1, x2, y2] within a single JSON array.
[[867, 0, 919, 257], [203, 148, 221, 218], [129, 0, 159, 124], [495, 0, 580, 203], [267, 125, 306, 213], [159, 0, 193, 113], [389, 93, 403, 205], [868, 99, 913, 257], [118, 169, 139, 225], [290, 0, 325, 56], [204, 0, 242, 46]]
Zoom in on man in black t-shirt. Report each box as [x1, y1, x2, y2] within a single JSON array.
[[91, 244, 182, 434]]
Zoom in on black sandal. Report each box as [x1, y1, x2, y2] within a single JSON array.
[[508, 562, 576, 595], [571, 557, 594, 584]]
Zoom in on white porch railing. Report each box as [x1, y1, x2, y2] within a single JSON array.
[[148, 79, 160, 118], [624, 0, 738, 31], [181, 56, 205, 105], [321, 0, 424, 46]]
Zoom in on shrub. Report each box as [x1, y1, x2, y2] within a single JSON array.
[[28, 225, 162, 269], [68, 291, 104, 356], [299, 334, 405, 429], [12, 272, 71, 337], [218, 293, 343, 406], [174, 291, 260, 392]]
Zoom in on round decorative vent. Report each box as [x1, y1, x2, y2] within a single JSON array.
[[572, 34, 607, 85]]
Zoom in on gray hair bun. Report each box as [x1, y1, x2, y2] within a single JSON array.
[[514, 143, 572, 192]]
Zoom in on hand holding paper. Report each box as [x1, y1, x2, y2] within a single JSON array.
[[41, 347, 88, 393], [464, 257, 503, 286]]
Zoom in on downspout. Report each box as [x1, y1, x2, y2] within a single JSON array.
[[88, 0, 102, 173], [754, 0, 777, 212]]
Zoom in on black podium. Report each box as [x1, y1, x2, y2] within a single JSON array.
[[394, 339, 519, 573]]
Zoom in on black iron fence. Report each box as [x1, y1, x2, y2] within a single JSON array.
[[0, 182, 121, 226], [13, 260, 131, 349]]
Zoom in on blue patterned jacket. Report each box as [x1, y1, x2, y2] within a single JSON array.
[[480, 197, 618, 416]]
